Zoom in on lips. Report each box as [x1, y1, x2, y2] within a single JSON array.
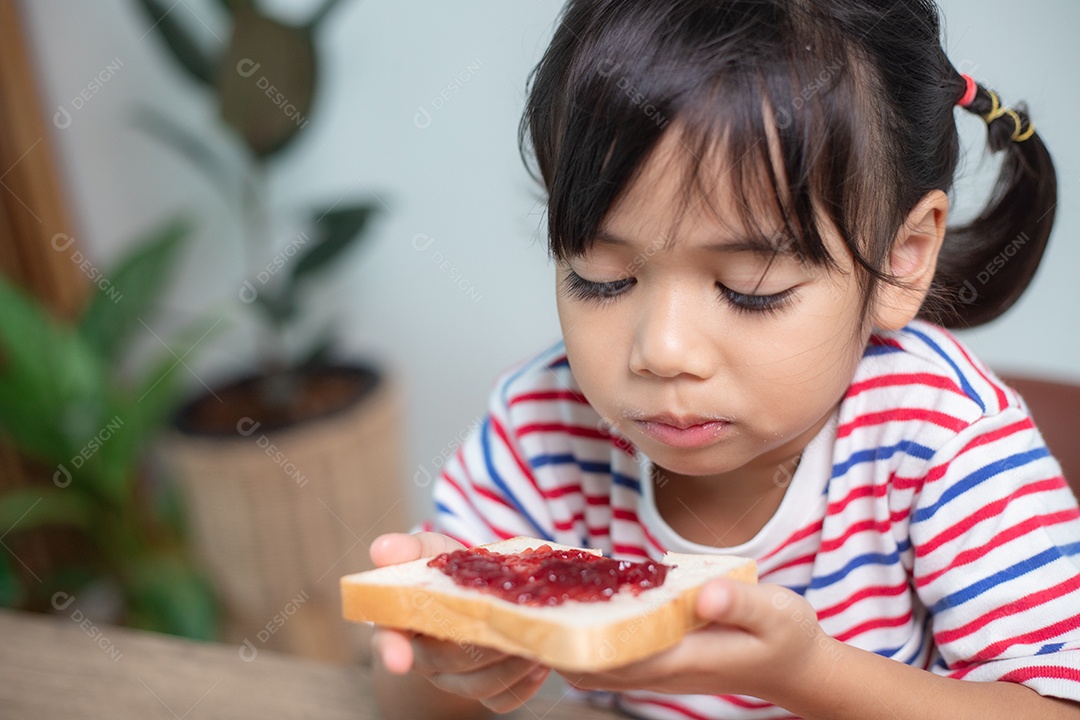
[[632, 413, 732, 450]]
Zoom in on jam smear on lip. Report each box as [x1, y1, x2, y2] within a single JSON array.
[[427, 545, 670, 606]]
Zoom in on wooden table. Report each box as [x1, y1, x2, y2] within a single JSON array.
[[0, 609, 618, 719]]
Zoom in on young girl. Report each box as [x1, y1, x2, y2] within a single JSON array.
[[371, 1, 1080, 718]]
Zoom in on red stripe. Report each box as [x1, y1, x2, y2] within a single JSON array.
[[953, 612, 1080, 669], [517, 422, 636, 456], [951, 338, 1009, 410], [846, 373, 966, 400], [827, 483, 888, 516], [869, 335, 904, 350], [915, 478, 1067, 559], [552, 511, 585, 532], [541, 482, 583, 500], [835, 610, 913, 642], [612, 543, 650, 558], [890, 417, 1037, 492], [819, 518, 892, 553], [759, 519, 823, 563], [999, 665, 1080, 684], [508, 389, 589, 406], [934, 573, 1080, 645], [585, 493, 609, 506], [767, 551, 816, 574], [612, 508, 666, 556], [490, 415, 542, 493], [837, 408, 967, 439], [623, 694, 798, 718], [439, 472, 516, 540], [917, 508, 1080, 585], [816, 581, 909, 621], [587, 525, 611, 537], [457, 452, 515, 510]]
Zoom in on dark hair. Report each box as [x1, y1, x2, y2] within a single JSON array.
[[519, 0, 1057, 328]]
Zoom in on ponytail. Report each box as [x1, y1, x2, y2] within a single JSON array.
[[922, 77, 1057, 328]]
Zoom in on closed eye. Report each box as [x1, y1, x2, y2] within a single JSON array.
[[562, 271, 636, 302], [718, 283, 797, 315]]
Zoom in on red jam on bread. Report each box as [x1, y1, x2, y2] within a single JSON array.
[[426, 545, 670, 606]]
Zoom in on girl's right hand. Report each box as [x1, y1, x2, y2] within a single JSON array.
[[369, 532, 552, 713]]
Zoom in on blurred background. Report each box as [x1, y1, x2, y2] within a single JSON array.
[[2, 0, 1077, 663]]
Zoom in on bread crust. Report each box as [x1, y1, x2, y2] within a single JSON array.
[[341, 538, 756, 672]]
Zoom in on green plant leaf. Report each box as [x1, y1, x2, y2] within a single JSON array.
[[79, 217, 190, 367], [0, 277, 104, 463], [133, 0, 219, 86], [133, 107, 239, 201], [127, 554, 219, 640], [0, 489, 95, 536], [289, 202, 378, 285], [0, 552, 22, 607], [216, 6, 317, 157]]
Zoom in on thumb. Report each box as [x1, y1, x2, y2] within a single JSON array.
[[696, 578, 778, 632], [370, 532, 466, 567]]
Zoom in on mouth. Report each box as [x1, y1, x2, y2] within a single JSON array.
[[630, 413, 733, 450]]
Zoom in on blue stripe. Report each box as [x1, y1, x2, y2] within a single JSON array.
[[832, 441, 935, 478], [612, 472, 640, 493], [435, 500, 456, 519], [481, 417, 552, 541], [1062, 541, 1080, 557], [896, 536, 911, 555], [875, 622, 926, 664], [530, 453, 577, 469], [809, 551, 900, 590], [498, 340, 566, 404], [911, 448, 1051, 523], [929, 546, 1063, 614], [904, 327, 984, 412], [1037, 642, 1066, 656], [548, 357, 570, 369], [864, 344, 904, 358]]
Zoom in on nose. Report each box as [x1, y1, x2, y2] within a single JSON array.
[[628, 288, 717, 379]]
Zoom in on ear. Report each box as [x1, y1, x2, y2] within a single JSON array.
[[871, 189, 949, 331]]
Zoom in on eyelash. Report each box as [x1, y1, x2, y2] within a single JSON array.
[[562, 271, 796, 315]]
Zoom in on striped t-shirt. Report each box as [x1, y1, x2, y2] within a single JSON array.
[[426, 320, 1080, 719]]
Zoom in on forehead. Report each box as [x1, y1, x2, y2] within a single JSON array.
[[602, 125, 788, 250]]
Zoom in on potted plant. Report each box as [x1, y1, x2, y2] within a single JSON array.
[[0, 220, 218, 641], [132, 0, 406, 663]]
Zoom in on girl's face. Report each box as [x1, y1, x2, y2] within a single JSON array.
[[556, 132, 872, 483]]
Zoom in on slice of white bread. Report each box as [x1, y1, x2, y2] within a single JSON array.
[[340, 536, 756, 672]]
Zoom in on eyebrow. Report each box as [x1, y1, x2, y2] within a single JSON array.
[[594, 229, 789, 257]]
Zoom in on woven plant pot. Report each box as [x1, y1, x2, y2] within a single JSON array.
[[163, 365, 406, 664]]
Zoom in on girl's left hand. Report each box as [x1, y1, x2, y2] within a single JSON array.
[[561, 580, 836, 702]]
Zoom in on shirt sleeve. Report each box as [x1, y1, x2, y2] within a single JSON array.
[[906, 405, 1080, 701], [421, 376, 556, 548]]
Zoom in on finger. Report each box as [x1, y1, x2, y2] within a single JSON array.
[[482, 666, 550, 714], [370, 532, 466, 567], [698, 579, 797, 633], [428, 657, 541, 700], [373, 628, 414, 674], [411, 633, 508, 675]]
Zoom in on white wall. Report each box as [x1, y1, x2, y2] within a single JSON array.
[[20, 0, 1080, 525]]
